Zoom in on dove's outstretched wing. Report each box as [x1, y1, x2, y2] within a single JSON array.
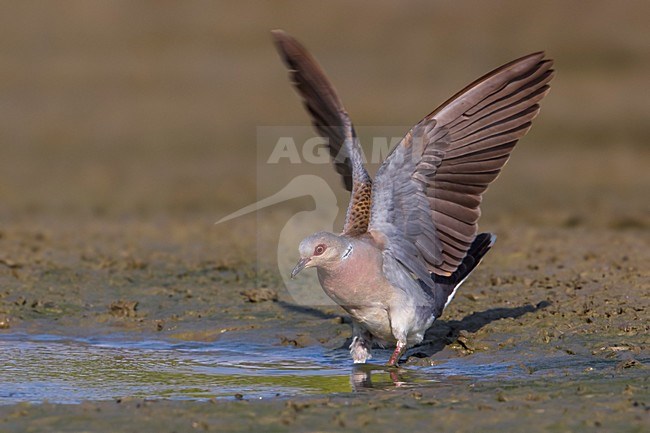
[[368, 52, 554, 285], [272, 30, 372, 236]]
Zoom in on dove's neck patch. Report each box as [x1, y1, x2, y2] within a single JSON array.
[[342, 245, 353, 260]]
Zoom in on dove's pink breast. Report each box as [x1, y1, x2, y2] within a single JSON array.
[[315, 238, 398, 341]]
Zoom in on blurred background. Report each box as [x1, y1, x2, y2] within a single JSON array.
[[0, 1, 647, 259]]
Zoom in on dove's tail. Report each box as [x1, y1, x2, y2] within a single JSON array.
[[431, 233, 497, 317]]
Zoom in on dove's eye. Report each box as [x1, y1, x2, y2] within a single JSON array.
[[314, 244, 326, 256]]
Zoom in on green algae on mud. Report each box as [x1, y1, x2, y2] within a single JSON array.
[[0, 373, 647, 433]]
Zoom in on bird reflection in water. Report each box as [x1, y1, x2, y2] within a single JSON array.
[[349, 364, 411, 390]]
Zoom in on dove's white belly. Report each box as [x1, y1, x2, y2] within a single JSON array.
[[347, 306, 394, 343]]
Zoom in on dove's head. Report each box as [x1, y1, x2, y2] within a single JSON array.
[[291, 231, 351, 278]]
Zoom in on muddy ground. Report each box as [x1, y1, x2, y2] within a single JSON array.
[[0, 212, 648, 431], [0, 1, 649, 432]]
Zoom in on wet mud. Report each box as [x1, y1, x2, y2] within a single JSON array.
[[0, 214, 648, 432], [1, 1, 649, 431]]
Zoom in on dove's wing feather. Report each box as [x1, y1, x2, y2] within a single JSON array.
[[272, 30, 372, 235], [369, 52, 554, 285]]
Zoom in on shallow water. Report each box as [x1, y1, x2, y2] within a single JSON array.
[[0, 333, 634, 405], [0, 333, 348, 404]]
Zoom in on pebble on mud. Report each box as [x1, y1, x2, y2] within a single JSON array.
[[0, 258, 23, 269], [450, 332, 475, 355], [0, 315, 10, 329], [616, 359, 643, 370], [240, 288, 278, 303], [109, 300, 139, 317], [279, 333, 316, 348]]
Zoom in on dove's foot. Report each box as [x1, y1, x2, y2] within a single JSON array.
[[386, 341, 406, 367], [350, 336, 372, 363]]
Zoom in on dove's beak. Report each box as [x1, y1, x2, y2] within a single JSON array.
[[290, 257, 311, 279]]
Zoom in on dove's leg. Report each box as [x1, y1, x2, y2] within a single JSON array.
[[349, 322, 373, 363], [387, 340, 406, 366], [387, 309, 411, 366]]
